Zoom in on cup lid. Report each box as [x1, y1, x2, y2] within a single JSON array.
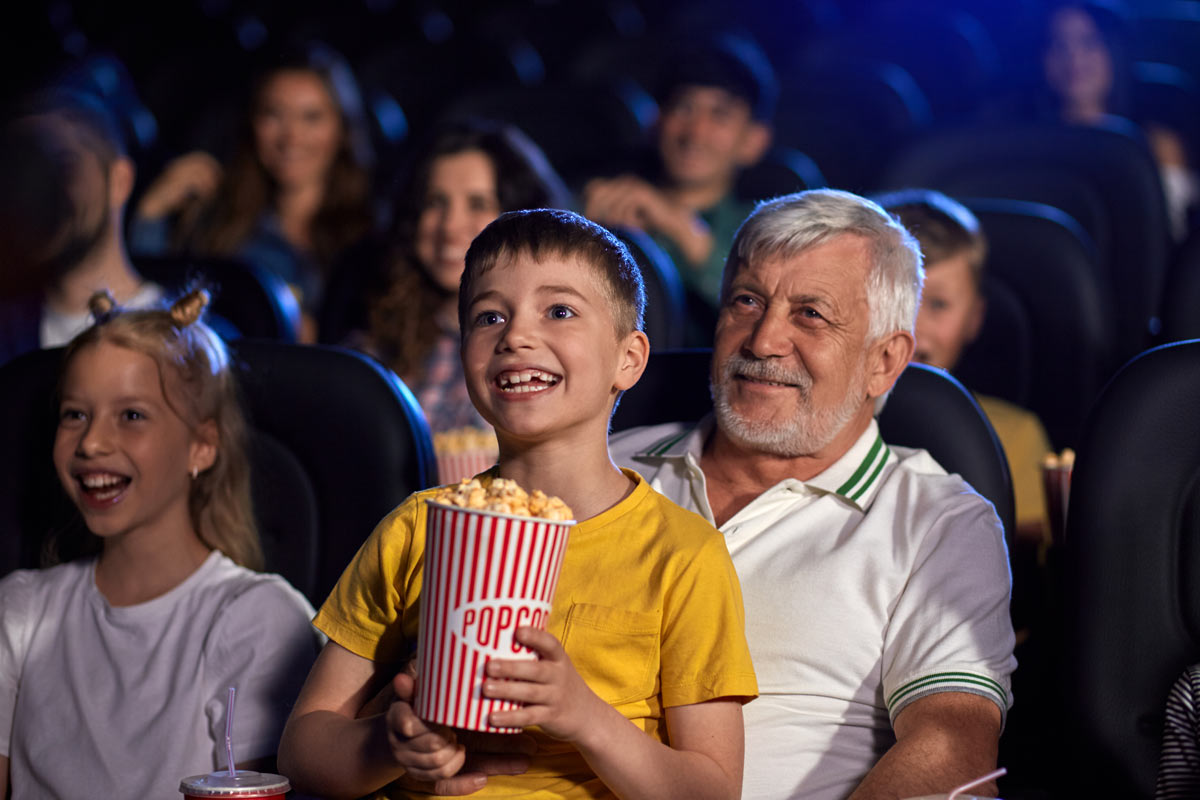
[[179, 770, 290, 797]]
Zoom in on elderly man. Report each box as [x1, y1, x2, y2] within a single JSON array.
[[610, 189, 1016, 800]]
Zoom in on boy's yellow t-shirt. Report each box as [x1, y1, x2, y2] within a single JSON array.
[[314, 469, 758, 799]]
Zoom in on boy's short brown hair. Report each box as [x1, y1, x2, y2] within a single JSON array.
[[876, 189, 988, 286], [459, 209, 646, 337]]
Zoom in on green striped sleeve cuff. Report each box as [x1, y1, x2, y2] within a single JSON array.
[[886, 671, 1011, 721]]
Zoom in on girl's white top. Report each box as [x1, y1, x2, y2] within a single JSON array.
[[0, 550, 320, 799]]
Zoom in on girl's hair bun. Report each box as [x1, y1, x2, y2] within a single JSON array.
[[86, 289, 119, 321], [169, 287, 211, 327]]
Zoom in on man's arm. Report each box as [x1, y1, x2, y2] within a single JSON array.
[[848, 692, 1002, 800]]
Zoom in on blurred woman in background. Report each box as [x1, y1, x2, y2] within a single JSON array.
[[1041, 1, 1198, 238], [130, 44, 374, 339], [353, 118, 569, 435]]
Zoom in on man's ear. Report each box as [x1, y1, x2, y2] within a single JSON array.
[[735, 121, 772, 167], [866, 330, 915, 401], [189, 419, 219, 475], [613, 329, 651, 392], [109, 156, 135, 210]]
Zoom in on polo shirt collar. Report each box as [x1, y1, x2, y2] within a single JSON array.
[[633, 415, 894, 512], [804, 420, 894, 510], [636, 417, 713, 460]]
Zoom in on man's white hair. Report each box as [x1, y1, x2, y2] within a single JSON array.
[[720, 189, 925, 412]]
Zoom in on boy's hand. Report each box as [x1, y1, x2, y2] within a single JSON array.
[[385, 673, 467, 784], [388, 672, 536, 795], [483, 626, 609, 743]]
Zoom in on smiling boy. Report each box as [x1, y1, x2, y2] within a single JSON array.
[[279, 209, 757, 800]]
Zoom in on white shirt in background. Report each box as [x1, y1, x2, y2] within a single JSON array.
[[40, 282, 164, 348]]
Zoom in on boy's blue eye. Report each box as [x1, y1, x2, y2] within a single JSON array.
[[474, 310, 505, 327], [58, 409, 85, 425], [549, 305, 575, 320], [121, 409, 146, 421]]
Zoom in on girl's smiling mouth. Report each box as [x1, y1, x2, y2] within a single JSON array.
[[74, 470, 132, 506]]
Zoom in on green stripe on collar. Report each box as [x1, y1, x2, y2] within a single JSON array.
[[647, 429, 691, 457], [835, 432, 885, 498]]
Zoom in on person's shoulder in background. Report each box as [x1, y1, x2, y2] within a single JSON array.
[[1157, 663, 1200, 799]]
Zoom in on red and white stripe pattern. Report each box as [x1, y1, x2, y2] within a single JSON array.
[[436, 450, 499, 485], [415, 501, 572, 732]]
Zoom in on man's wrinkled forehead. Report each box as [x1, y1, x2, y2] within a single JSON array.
[[724, 232, 871, 295]]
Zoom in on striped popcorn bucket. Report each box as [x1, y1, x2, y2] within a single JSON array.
[[415, 501, 573, 733]]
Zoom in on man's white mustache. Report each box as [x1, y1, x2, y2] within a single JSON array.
[[721, 354, 813, 392]]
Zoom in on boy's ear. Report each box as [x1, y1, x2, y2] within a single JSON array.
[[735, 121, 772, 168], [965, 293, 986, 344], [613, 329, 651, 392], [189, 419, 219, 475]]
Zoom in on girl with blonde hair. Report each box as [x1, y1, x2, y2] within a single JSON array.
[[0, 288, 320, 798]]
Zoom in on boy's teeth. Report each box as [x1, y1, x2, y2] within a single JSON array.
[[497, 369, 560, 387]]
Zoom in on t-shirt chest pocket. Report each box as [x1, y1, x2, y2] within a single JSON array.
[[560, 602, 661, 706]]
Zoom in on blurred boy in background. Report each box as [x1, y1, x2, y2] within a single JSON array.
[[584, 35, 774, 331], [883, 190, 1053, 543]]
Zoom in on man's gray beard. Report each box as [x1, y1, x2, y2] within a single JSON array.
[[710, 353, 866, 458]]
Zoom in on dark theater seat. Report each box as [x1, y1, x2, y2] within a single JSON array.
[[1064, 339, 1200, 798], [735, 145, 827, 202], [1161, 228, 1200, 343], [961, 198, 1112, 449], [134, 255, 302, 342], [881, 120, 1172, 369], [773, 56, 932, 193], [607, 226, 689, 351]]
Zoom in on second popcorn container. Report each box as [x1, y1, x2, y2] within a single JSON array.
[[415, 479, 574, 733]]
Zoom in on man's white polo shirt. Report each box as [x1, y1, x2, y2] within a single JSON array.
[[610, 417, 1016, 800]]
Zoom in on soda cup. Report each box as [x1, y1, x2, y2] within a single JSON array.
[[179, 770, 290, 798], [1041, 449, 1075, 546], [414, 500, 573, 733]]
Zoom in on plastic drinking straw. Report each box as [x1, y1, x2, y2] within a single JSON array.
[[947, 767, 1006, 800], [1060, 468, 1071, 535], [225, 686, 237, 777]]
